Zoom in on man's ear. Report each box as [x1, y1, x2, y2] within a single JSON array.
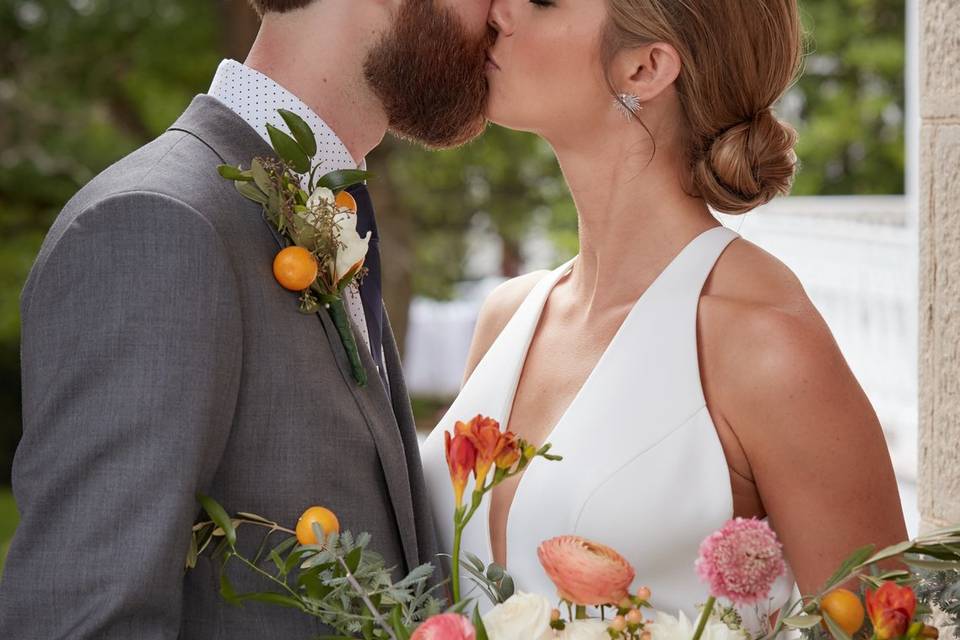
[[608, 41, 682, 102]]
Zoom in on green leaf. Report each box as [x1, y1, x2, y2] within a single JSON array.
[[250, 158, 273, 195], [218, 164, 253, 181], [198, 494, 236, 548], [345, 545, 363, 574], [498, 574, 515, 601], [315, 169, 373, 191], [901, 557, 960, 571], [269, 537, 299, 573], [220, 565, 239, 605], [391, 605, 412, 640], [236, 181, 270, 206], [464, 551, 485, 573], [473, 608, 490, 640], [185, 531, 199, 569], [267, 123, 311, 173], [278, 109, 318, 157], [822, 611, 853, 640], [237, 591, 303, 609], [486, 563, 505, 582], [865, 540, 915, 566], [782, 614, 823, 629], [822, 544, 876, 590]]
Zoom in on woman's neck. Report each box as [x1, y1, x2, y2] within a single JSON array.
[[550, 133, 719, 312]]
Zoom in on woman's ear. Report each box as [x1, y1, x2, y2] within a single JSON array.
[[610, 42, 682, 102]]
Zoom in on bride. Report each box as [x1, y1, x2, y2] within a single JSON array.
[[421, 0, 907, 623]]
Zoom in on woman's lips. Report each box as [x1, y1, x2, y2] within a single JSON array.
[[485, 52, 501, 71]]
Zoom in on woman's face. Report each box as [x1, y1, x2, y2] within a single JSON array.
[[485, 0, 613, 139]]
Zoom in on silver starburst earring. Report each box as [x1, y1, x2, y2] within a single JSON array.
[[614, 93, 643, 120]]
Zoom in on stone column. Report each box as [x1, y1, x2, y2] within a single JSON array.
[[918, 0, 960, 531]]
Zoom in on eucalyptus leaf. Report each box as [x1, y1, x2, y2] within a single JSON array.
[[199, 494, 237, 548], [486, 563, 505, 582], [279, 109, 318, 157], [220, 565, 240, 605], [464, 551, 485, 573], [499, 574, 515, 601], [267, 123, 311, 173], [251, 159, 273, 195], [236, 181, 270, 206], [315, 169, 373, 191], [866, 540, 916, 565]]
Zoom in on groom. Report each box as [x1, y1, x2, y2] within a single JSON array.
[[0, 1, 492, 638]]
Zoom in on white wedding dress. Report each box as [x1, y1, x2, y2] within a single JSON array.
[[420, 226, 795, 629]]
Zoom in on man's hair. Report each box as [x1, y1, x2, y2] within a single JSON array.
[[248, 0, 315, 16]]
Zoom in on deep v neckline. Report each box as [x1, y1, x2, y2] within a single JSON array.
[[487, 225, 723, 567]]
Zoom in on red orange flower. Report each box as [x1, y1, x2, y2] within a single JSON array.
[[455, 415, 517, 486], [445, 431, 476, 508], [537, 535, 636, 606], [866, 582, 917, 640]]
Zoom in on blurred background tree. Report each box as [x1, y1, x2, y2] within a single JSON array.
[[0, 0, 906, 542]]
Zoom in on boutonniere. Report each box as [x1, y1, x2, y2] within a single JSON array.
[[218, 109, 371, 386]]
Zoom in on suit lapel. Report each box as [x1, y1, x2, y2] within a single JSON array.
[[168, 95, 421, 571]]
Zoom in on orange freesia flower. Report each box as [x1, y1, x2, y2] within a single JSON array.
[[445, 431, 476, 508], [455, 415, 511, 487], [494, 431, 521, 470], [537, 535, 636, 606], [866, 582, 917, 640]]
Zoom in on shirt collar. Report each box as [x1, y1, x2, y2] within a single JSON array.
[[207, 59, 363, 174]]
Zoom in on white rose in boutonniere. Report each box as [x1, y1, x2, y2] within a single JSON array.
[[483, 592, 554, 640], [332, 207, 370, 289]]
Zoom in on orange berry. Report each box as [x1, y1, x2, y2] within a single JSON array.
[[273, 246, 318, 291], [550, 609, 561, 622], [636, 586, 652, 601], [821, 588, 865, 637], [626, 609, 643, 625], [335, 190, 358, 213], [295, 506, 340, 545]]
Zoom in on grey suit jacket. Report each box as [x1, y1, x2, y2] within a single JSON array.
[[0, 95, 439, 639]]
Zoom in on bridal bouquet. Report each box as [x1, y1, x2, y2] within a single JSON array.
[[188, 413, 960, 640]]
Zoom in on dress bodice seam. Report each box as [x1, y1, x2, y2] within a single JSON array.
[[571, 403, 712, 533]]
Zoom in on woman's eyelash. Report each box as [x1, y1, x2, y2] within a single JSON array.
[[530, 0, 555, 7]]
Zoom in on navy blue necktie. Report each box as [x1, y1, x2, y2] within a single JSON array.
[[347, 184, 387, 389]]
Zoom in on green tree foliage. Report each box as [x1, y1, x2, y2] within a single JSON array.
[[0, 0, 907, 485]]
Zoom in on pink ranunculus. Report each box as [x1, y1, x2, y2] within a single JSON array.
[[411, 613, 476, 640], [537, 535, 636, 606], [695, 517, 786, 606]]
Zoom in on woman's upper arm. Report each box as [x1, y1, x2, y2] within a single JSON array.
[[462, 271, 549, 386], [712, 304, 907, 594]]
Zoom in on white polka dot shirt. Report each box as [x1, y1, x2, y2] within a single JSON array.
[[208, 59, 373, 358]]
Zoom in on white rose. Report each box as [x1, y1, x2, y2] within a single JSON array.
[[483, 592, 554, 640], [647, 610, 747, 640], [306, 187, 335, 209], [333, 210, 371, 284], [556, 619, 610, 640]]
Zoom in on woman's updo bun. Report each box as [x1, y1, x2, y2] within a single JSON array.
[[694, 109, 798, 214], [602, 0, 803, 215]]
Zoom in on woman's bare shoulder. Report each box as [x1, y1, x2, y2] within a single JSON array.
[[461, 270, 552, 384]]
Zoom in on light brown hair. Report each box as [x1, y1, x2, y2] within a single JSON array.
[[602, 0, 803, 214]]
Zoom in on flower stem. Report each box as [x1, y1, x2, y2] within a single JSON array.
[[692, 596, 717, 640], [328, 298, 367, 386], [451, 510, 464, 604], [575, 605, 587, 620]]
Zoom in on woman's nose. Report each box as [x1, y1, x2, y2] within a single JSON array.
[[488, 0, 514, 36]]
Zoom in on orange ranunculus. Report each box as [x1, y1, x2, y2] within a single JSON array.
[[494, 431, 521, 471], [445, 430, 477, 508], [866, 582, 917, 640], [537, 535, 636, 606], [455, 415, 510, 487]]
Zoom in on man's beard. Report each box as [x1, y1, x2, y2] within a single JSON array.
[[364, 0, 494, 149]]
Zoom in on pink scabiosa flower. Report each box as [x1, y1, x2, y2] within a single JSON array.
[[538, 535, 636, 606], [411, 613, 476, 640], [695, 518, 786, 606]]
